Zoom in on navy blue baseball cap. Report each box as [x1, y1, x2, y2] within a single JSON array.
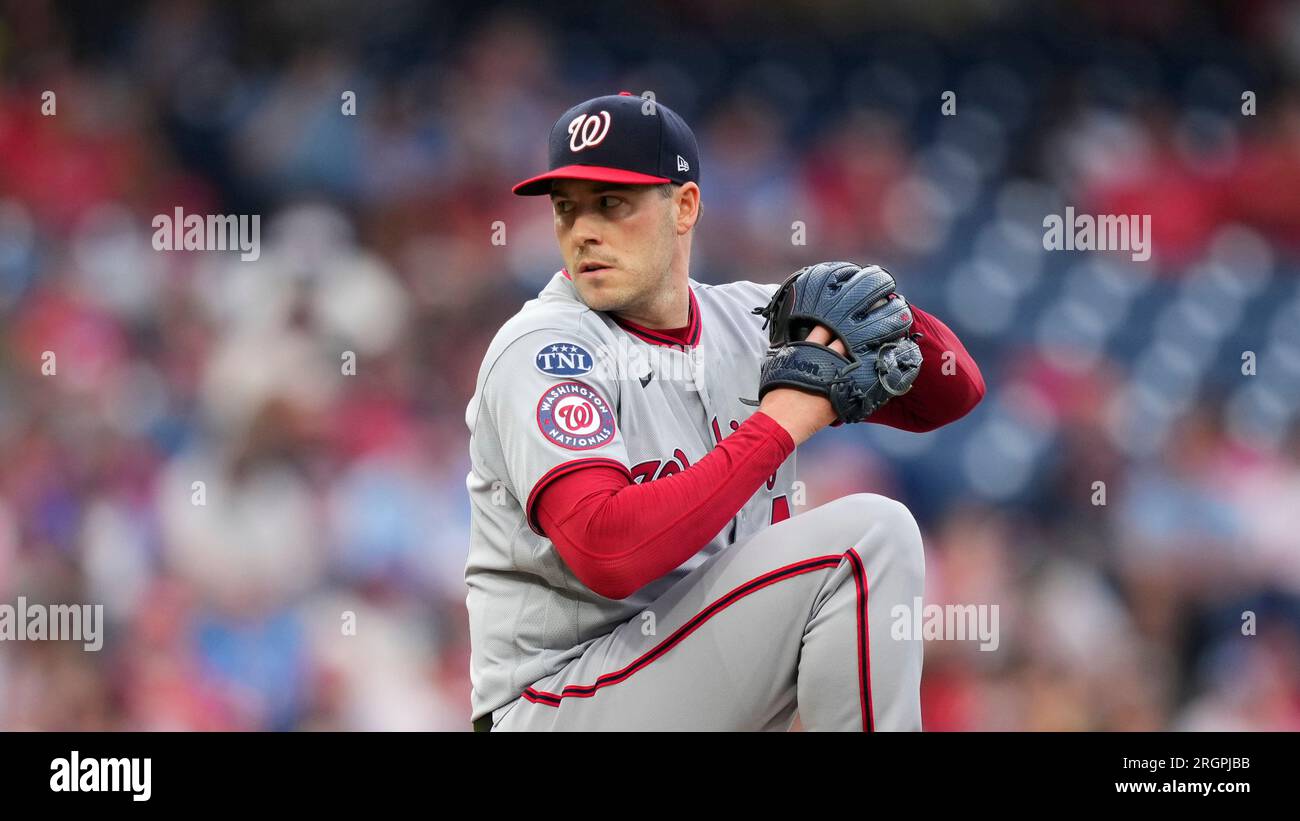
[[512, 91, 701, 196]]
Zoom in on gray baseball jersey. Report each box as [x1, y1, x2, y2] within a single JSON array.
[[464, 269, 924, 730]]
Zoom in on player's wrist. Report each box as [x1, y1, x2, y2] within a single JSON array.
[[758, 388, 836, 446]]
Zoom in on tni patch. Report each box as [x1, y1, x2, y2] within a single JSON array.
[[535, 343, 594, 376]]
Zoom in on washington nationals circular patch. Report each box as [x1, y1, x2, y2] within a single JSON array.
[[536, 380, 617, 451]]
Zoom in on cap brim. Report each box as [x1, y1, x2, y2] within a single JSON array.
[[511, 164, 672, 196]]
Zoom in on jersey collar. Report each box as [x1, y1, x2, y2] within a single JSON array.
[[559, 268, 702, 349]]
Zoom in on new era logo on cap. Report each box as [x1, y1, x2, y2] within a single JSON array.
[[512, 92, 701, 196]]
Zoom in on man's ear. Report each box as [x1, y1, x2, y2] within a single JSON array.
[[676, 182, 701, 234]]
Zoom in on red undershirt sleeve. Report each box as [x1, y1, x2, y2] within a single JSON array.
[[533, 411, 795, 600], [865, 305, 986, 432]]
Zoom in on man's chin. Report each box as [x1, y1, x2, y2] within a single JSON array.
[[572, 281, 631, 314]]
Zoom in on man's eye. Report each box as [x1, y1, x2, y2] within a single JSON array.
[[600, 196, 621, 209], [554, 201, 573, 214]]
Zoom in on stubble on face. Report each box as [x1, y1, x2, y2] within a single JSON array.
[[554, 182, 677, 317]]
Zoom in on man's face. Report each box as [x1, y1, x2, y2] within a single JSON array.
[[550, 180, 677, 314]]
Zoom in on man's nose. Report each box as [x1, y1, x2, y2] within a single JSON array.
[[571, 210, 602, 246]]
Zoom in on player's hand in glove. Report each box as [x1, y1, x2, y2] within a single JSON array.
[[751, 261, 924, 426]]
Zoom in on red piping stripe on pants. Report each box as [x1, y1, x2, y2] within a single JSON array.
[[522, 549, 875, 731]]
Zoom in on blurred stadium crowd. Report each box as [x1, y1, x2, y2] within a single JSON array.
[[1, 0, 1299, 730]]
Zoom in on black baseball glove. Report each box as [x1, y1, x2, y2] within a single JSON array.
[[749, 261, 923, 423]]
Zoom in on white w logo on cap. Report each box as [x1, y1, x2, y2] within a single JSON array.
[[568, 111, 612, 152]]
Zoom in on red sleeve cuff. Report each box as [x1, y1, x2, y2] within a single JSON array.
[[524, 457, 632, 536], [748, 410, 796, 456]]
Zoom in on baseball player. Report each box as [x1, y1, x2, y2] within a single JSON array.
[[465, 92, 985, 731]]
